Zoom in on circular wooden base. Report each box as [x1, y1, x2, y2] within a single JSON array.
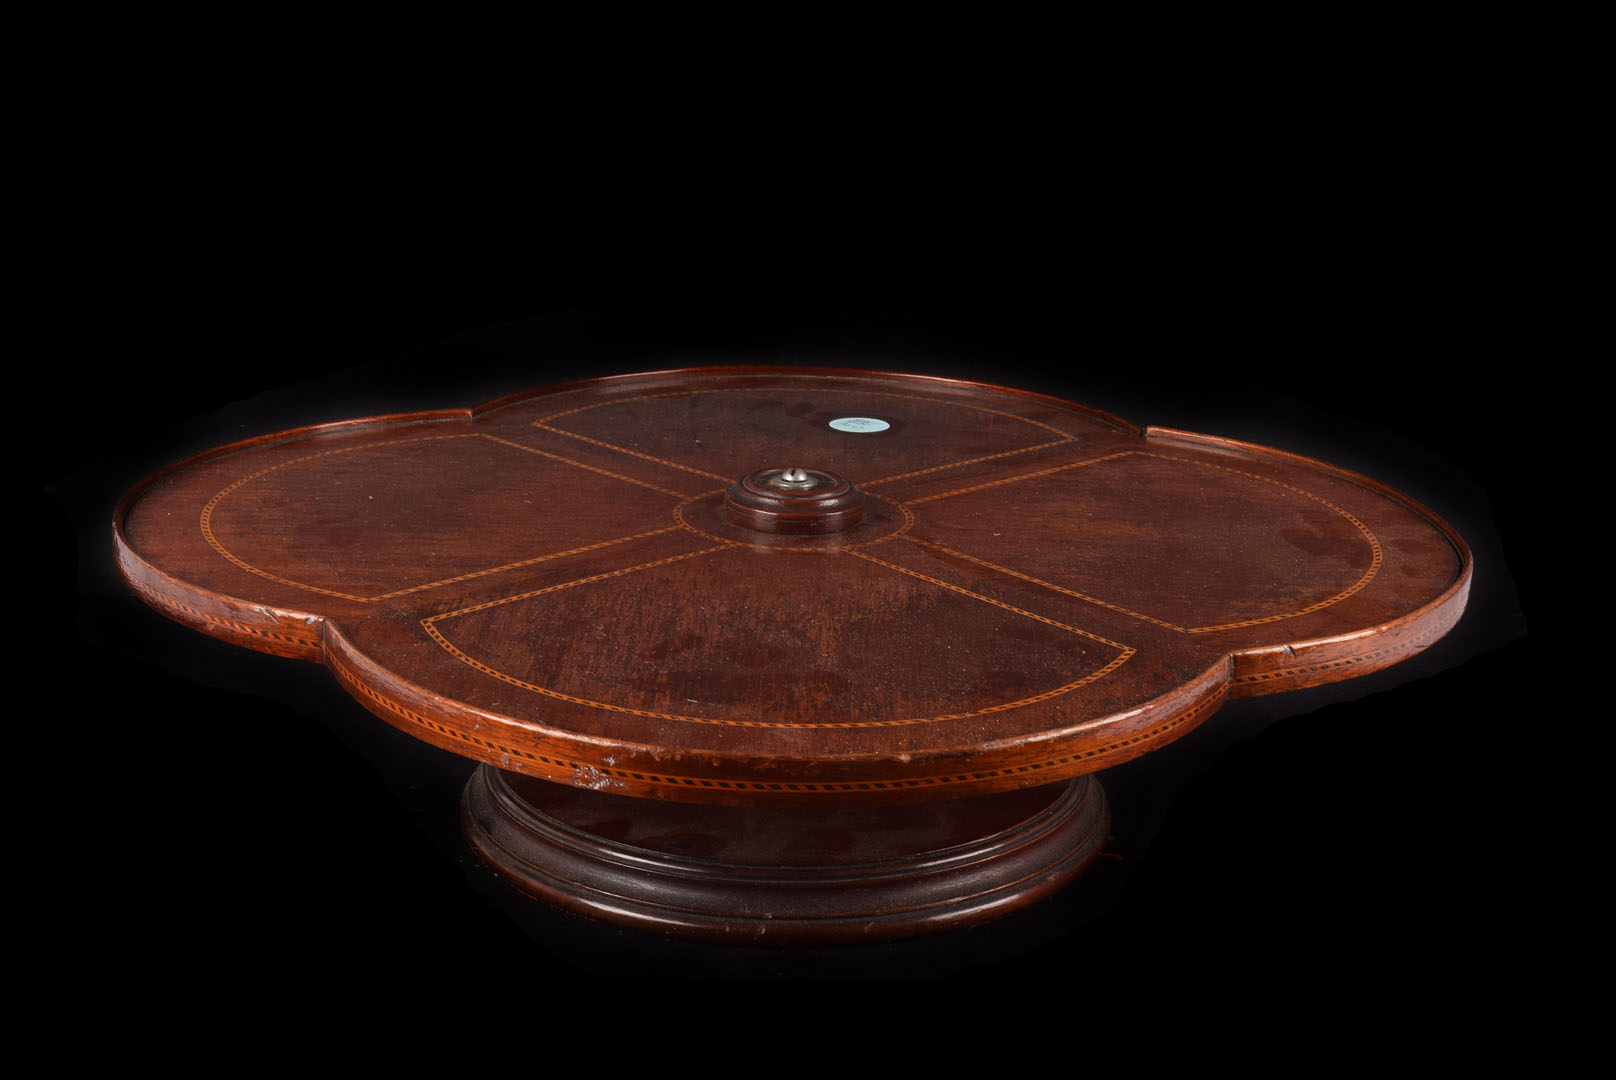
[[462, 767, 1110, 944]]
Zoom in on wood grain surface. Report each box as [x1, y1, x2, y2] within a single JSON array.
[[40, 148, 1538, 983], [114, 367, 1470, 805]]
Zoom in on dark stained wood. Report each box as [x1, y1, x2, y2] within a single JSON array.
[[464, 771, 1108, 943], [112, 366, 1471, 941], [724, 466, 865, 534]]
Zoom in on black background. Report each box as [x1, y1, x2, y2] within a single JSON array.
[[47, 215, 1533, 988]]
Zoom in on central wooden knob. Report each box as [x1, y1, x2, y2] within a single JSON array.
[[725, 467, 865, 535]]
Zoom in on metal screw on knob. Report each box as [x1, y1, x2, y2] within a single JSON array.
[[768, 467, 817, 490]]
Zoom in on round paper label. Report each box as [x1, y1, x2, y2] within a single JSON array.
[[828, 417, 890, 433]]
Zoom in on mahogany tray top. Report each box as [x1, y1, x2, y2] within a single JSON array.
[[115, 367, 1470, 808]]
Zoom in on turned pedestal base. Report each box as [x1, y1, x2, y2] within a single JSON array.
[[462, 767, 1110, 944]]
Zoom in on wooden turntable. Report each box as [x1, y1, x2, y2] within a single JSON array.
[[113, 366, 1470, 943]]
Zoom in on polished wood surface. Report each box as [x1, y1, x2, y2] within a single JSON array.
[[116, 367, 1469, 811], [465, 771, 1108, 943]]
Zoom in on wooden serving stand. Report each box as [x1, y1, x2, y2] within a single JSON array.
[[114, 367, 1470, 943]]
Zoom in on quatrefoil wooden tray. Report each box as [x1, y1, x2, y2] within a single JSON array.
[[114, 367, 1470, 942]]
